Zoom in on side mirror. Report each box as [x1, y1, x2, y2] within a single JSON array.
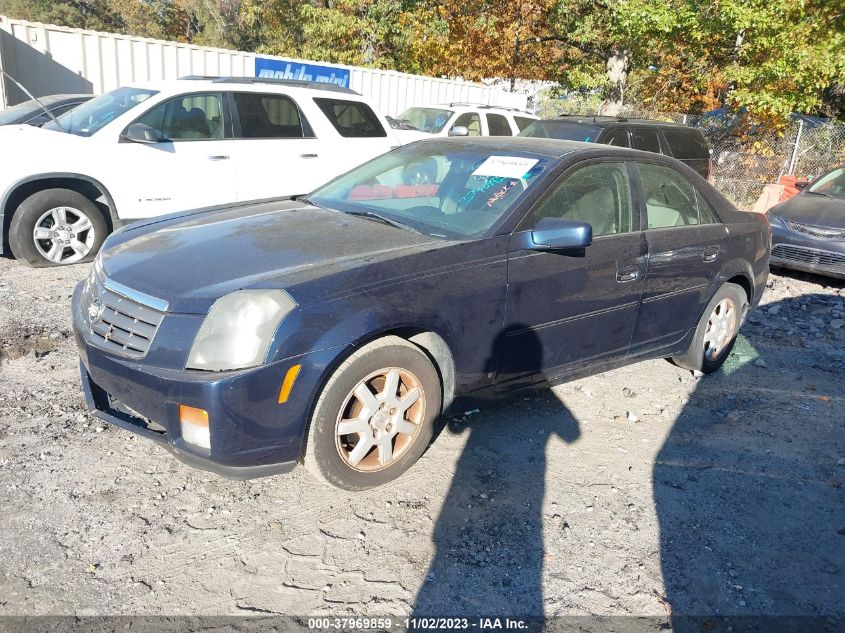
[[522, 217, 592, 252], [794, 181, 809, 190], [448, 125, 469, 137], [122, 123, 163, 144]]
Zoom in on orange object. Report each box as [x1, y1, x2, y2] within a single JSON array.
[[178, 404, 209, 427], [278, 364, 302, 404], [777, 175, 810, 202]]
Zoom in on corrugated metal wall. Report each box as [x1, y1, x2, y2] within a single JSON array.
[[0, 16, 526, 114]]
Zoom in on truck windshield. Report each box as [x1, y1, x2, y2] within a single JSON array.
[[44, 87, 157, 136]]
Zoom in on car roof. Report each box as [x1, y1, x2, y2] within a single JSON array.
[[414, 136, 639, 158], [122, 77, 361, 98], [542, 115, 697, 130], [403, 103, 537, 117]]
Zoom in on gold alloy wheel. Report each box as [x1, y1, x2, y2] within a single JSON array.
[[703, 297, 737, 361], [334, 367, 426, 472]]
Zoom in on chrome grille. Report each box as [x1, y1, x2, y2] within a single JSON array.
[[85, 272, 166, 359], [786, 220, 845, 240], [772, 244, 845, 271]]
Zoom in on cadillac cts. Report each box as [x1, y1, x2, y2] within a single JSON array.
[[72, 138, 770, 489]]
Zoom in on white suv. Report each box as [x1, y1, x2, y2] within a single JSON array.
[[0, 77, 402, 266], [389, 103, 537, 140]]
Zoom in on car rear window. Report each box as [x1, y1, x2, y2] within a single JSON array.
[[518, 120, 602, 142], [661, 127, 710, 159], [486, 113, 512, 136], [314, 98, 387, 138]]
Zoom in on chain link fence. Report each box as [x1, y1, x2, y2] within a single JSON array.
[[537, 97, 845, 209]]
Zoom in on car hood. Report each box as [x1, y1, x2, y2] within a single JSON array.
[[100, 200, 441, 314], [392, 128, 434, 143], [0, 124, 88, 174], [771, 193, 845, 229]]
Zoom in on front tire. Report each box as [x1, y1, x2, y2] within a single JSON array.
[[9, 188, 108, 267], [672, 282, 748, 374], [304, 336, 442, 490]]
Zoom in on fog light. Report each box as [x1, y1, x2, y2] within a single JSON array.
[[179, 404, 210, 449]]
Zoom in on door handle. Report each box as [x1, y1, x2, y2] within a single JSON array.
[[703, 245, 720, 262], [299, 153, 319, 159], [208, 155, 230, 161], [616, 266, 641, 283]]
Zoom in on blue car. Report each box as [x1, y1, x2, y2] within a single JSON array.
[[71, 138, 770, 489], [768, 164, 845, 280]]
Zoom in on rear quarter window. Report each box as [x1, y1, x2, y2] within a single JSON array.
[[314, 98, 387, 138], [662, 128, 710, 160], [513, 116, 536, 132]]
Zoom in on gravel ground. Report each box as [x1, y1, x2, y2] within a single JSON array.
[[0, 256, 843, 621]]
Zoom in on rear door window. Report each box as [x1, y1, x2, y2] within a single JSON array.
[[313, 98, 387, 138], [486, 113, 513, 136], [631, 128, 661, 153], [234, 92, 311, 139], [602, 128, 630, 147], [661, 127, 710, 160], [638, 163, 701, 228]]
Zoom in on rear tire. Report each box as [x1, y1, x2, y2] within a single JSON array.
[[304, 336, 442, 490], [672, 282, 748, 374], [9, 188, 108, 267]]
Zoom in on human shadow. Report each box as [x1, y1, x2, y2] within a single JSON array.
[[655, 293, 845, 631], [414, 326, 581, 617]]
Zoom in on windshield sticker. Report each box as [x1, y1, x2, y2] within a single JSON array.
[[459, 176, 506, 207], [487, 180, 521, 207], [472, 156, 539, 179]]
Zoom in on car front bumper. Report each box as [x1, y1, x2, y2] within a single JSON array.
[[769, 221, 845, 280], [72, 282, 343, 479]]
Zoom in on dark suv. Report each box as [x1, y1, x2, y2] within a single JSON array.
[[519, 116, 712, 179]]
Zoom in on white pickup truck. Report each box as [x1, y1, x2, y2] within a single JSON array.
[[0, 77, 405, 266]]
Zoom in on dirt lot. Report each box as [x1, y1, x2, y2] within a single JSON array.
[[0, 256, 843, 622]]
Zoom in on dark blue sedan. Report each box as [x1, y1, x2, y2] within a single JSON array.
[[768, 164, 845, 280], [71, 138, 770, 489]]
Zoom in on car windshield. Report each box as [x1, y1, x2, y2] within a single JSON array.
[[808, 167, 845, 200], [309, 142, 551, 239], [44, 87, 157, 136], [518, 120, 602, 142], [0, 100, 39, 125], [394, 107, 454, 133]]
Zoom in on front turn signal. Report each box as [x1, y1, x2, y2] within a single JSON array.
[[278, 364, 302, 404]]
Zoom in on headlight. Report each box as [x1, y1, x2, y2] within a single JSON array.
[[186, 289, 297, 371], [766, 212, 784, 227]]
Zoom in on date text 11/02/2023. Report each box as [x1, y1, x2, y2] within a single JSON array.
[[307, 618, 530, 630]]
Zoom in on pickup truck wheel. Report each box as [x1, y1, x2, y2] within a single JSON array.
[[672, 282, 747, 374], [9, 189, 107, 267], [304, 336, 441, 490]]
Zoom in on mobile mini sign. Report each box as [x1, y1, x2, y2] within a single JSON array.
[[254, 57, 351, 88]]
